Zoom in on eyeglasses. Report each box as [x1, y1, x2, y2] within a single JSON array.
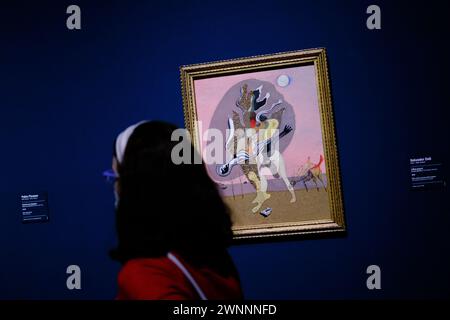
[[103, 169, 119, 183]]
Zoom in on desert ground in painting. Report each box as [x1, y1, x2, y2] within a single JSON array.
[[225, 187, 331, 228]]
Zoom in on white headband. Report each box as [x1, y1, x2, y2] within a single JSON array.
[[115, 120, 149, 164]]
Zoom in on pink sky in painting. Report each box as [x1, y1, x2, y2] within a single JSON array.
[[194, 65, 325, 180]]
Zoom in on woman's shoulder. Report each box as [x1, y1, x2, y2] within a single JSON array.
[[121, 256, 179, 275], [116, 253, 243, 300], [117, 256, 195, 300]]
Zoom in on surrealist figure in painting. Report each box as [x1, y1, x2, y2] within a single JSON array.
[[216, 83, 296, 213]]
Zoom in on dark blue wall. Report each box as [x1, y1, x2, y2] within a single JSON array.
[[1, 0, 449, 299]]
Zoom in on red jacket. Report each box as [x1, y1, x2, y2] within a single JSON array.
[[116, 252, 243, 300]]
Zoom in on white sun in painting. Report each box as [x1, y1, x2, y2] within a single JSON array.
[[277, 74, 290, 87]]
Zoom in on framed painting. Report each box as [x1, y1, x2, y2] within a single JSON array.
[[180, 48, 345, 240]]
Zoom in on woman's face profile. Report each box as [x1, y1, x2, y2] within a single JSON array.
[[112, 156, 120, 195]]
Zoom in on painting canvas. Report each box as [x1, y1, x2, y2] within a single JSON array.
[[181, 49, 345, 239]]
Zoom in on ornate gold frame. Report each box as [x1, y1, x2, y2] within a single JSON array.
[[180, 48, 345, 240]]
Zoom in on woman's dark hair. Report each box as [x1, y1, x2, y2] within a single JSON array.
[[110, 121, 237, 277]]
